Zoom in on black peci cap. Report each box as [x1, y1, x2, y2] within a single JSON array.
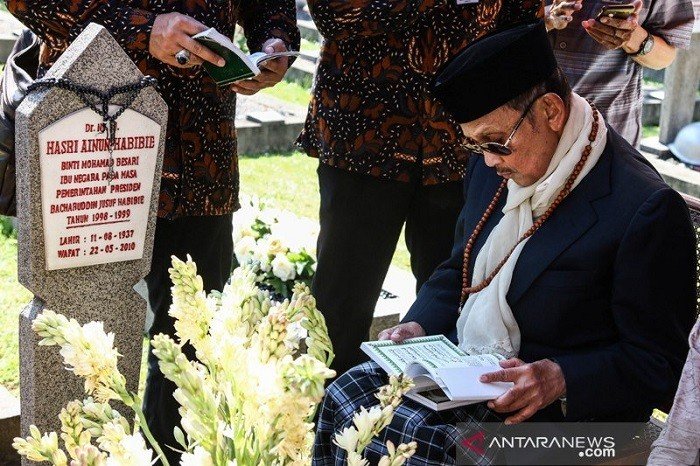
[[432, 21, 557, 123]]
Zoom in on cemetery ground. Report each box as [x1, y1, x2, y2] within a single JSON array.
[[0, 149, 413, 398]]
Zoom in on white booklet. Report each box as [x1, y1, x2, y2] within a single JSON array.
[[361, 335, 513, 411]]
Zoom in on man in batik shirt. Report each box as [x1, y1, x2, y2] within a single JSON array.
[[7, 1, 299, 463], [297, 0, 544, 376]]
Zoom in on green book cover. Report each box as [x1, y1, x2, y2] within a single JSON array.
[[193, 28, 300, 87]]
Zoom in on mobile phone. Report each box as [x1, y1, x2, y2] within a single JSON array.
[[596, 3, 636, 20]]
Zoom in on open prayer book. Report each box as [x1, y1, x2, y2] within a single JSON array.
[[193, 28, 301, 85], [361, 335, 513, 411]]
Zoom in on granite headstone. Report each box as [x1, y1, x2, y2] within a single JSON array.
[[16, 23, 167, 447]]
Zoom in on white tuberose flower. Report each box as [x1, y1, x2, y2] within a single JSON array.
[[99, 422, 153, 466], [180, 446, 214, 466], [347, 450, 369, 466], [56, 320, 122, 402], [333, 426, 360, 452], [271, 254, 296, 281]]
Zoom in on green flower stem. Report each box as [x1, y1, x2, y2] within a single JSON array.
[[129, 395, 170, 466]]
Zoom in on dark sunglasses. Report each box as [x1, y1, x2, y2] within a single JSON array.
[[460, 95, 542, 156]]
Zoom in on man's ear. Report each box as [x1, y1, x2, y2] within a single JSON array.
[[540, 93, 568, 133]]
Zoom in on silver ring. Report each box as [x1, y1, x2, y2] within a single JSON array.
[[175, 49, 191, 66]]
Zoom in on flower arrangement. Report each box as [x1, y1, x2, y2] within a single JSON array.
[[232, 196, 318, 299], [158, 256, 335, 465], [13, 256, 417, 466]]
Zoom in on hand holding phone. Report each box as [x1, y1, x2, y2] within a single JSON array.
[[583, 0, 643, 50], [595, 3, 636, 21]]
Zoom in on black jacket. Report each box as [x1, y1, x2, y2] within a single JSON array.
[[403, 128, 697, 422]]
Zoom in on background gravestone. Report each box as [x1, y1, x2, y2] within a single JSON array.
[[659, 31, 700, 145], [16, 23, 167, 444]]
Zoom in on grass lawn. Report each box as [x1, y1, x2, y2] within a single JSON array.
[[300, 38, 320, 52], [261, 79, 312, 107], [642, 79, 664, 90], [239, 151, 412, 270], [0, 220, 31, 397], [240, 151, 319, 219], [643, 125, 661, 139]]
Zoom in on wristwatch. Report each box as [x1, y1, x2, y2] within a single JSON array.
[[631, 31, 655, 57]]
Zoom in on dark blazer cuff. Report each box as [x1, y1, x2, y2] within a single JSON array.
[[403, 297, 451, 336], [552, 351, 628, 421]]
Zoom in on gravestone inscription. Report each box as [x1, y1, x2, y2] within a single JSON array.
[[39, 107, 160, 270]]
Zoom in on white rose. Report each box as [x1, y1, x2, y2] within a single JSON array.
[[252, 238, 272, 272], [234, 236, 256, 265], [266, 234, 289, 256], [271, 254, 296, 281], [232, 223, 256, 243]]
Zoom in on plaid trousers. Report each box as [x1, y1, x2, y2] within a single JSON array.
[[313, 362, 505, 466]]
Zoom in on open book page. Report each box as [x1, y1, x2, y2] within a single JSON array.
[[400, 361, 448, 393], [361, 335, 506, 376], [361, 335, 471, 376], [403, 356, 510, 401], [362, 336, 513, 409], [404, 353, 505, 387], [250, 51, 302, 66], [436, 366, 512, 401]]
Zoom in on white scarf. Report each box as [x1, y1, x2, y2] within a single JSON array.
[[456, 93, 608, 357]]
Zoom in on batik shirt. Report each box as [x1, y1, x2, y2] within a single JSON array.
[[8, 0, 300, 218], [297, 0, 544, 185]]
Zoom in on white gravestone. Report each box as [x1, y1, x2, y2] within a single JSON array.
[[16, 23, 167, 450]]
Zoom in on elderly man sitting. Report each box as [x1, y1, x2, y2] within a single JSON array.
[[312, 21, 696, 466]]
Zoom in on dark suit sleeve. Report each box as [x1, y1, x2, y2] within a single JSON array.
[[555, 188, 696, 421], [401, 157, 476, 336]]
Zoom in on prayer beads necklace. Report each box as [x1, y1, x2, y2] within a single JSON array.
[[458, 100, 600, 311]]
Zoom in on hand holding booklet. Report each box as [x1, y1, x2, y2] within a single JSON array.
[[193, 28, 301, 85], [361, 335, 513, 411]]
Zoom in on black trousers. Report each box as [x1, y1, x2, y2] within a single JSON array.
[[142, 214, 233, 466], [312, 164, 464, 377]]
